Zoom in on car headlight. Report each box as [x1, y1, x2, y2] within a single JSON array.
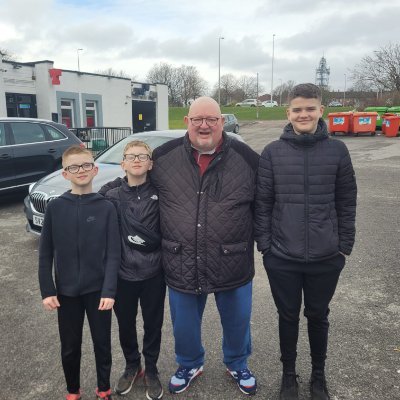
[[28, 183, 36, 194]]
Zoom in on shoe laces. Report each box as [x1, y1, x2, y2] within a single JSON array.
[[175, 367, 190, 378], [237, 368, 252, 379]]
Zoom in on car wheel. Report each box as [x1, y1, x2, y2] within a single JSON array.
[[234, 125, 239, 134], [250, 105, 255, 107]]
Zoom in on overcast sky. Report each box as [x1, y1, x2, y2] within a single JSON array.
[[1, 0, 399, 96]]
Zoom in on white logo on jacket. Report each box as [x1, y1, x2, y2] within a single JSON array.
[[150, 194, 158, 200], [128, 235, 146, 246]]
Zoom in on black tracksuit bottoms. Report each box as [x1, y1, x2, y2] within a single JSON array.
[[57, 291, 112, 394], [114, 272, 166, 375], [263, 253, 345, 373]]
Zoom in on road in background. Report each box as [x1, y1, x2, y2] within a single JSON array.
[[1, 122, 399, 399]]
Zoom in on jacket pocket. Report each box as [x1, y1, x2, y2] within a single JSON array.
[[221, 241, 248, 255], [161, 238, 182, 279], [216, 241, 250, 285]]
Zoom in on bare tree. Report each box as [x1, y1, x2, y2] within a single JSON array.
[[95, 67, 133, 79], [352, 43, 400, 92], [237, 75, 263, 99], [147, 62, 181, 105], [0, 48, 16, 62], [177, 65, 208, 106]]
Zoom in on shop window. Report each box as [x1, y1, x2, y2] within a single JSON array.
[[61, 100, 74, 128], [86, 101, 97, 127]]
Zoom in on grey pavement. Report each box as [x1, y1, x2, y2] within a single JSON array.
[[1, 121, 399, 400]]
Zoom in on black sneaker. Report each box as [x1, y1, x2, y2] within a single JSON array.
[[115, 364, 143, 395], [310, 374, 330, 400], [279, 372, 299, 400], [144, 373, 163, 400]]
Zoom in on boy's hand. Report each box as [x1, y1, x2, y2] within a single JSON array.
[[99, 298, 115, 310], [42, 296, 60, 311]]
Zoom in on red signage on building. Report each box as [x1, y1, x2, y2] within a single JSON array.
[[49, 68, 62, 85]]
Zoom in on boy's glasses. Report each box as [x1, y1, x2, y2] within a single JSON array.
[[64, 162, 95, 174], [189, 117, 220, 127], [123, 154, 151, 162]]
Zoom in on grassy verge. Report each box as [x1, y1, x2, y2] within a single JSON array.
[[169, 106, 353, 129]]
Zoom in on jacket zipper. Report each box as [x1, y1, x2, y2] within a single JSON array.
[[77, 196, 81, 293], [304, 149, 309, 262]]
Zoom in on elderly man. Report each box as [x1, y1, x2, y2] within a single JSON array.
[[151, 97, 259, 396]]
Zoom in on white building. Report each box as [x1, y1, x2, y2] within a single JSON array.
[[0, 57, 168, 131]]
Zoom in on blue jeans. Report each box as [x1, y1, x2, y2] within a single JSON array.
[[168, 281, 252, 371]]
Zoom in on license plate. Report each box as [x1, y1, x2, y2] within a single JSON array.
[[33, 215, 44, 227]]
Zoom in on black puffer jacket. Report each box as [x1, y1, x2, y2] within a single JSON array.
[[151, 132, 259, 294], [104, 178, 162, 282], [254, 119, 357, 262]]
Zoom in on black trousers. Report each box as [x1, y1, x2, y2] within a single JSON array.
[[57, 291, 112, 393], [114, 273, 166, 374], [263, 253, 345, 373]]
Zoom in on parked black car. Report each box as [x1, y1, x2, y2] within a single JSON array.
[[223, 113, 240, 134], [24, 130, 244, 234], [0, 118, 83, 194]]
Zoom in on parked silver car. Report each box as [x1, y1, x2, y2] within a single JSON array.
[[24, 129, 244, 234], [235, 99, 260, 107]]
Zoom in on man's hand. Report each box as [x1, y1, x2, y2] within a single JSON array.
[[42, 296, 60, 311], [98, 298, 115, 310]]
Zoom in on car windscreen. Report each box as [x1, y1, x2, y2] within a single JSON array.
[[95, 135, 177, 164]]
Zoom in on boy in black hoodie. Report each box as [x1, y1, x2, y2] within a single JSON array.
[[39, 146, 120, 400], [255, 84, 357, 400], [101, 140, 165, 400]]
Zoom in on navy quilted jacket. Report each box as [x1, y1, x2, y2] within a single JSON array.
[[151, 132, 259, 294], [254, 119, 357, 262]]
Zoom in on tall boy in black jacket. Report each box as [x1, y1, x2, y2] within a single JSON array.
[[39, 146, 121, 400], [100, 140, 165, 400], [254, 84, 357, 400]]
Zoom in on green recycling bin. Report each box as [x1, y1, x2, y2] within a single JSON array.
[[387, 106, 400, 116], [364, 107, 388, 130]]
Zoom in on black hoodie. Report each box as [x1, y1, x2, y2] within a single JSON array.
[[39, 191, 121, 299], [254, 118, 357, 263]]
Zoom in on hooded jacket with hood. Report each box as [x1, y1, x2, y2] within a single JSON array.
[[38, 192, 121, 299], [254, 118, 357, 263]]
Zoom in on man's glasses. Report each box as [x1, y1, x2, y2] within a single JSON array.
[[190, 117, 220, 127], [123, 154, 151, 162], [64, 162, 95, 174]]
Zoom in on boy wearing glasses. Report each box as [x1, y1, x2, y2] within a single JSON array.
[[38, 145, 121, 400], [102, 140, 165, 400]]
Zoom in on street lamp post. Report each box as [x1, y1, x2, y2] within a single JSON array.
[[279, 78, 283, 106], [343, 73, 347, 105], [218, 37, 224, 105], [77, 48, 83, 72], [271, 34, 275, 102]]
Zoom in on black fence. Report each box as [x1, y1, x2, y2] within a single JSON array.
[[70, 127, 132, 156]]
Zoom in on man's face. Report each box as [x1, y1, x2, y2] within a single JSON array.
[[286, 97, 324, 134], [62, 153, 98, 187], [184, 100, 224, 152]]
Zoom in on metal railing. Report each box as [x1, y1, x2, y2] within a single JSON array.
[[70, 127, 132, 156]]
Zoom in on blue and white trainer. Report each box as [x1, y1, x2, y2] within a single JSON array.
[[227, 368, 257, 395], [168, 365, 203, 394]]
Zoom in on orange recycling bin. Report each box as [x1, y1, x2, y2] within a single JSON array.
[[350, 112, 378, 136], [383, 115, 400, 137], [382, 113, 396, 135], [328, 112, 352, 135]]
